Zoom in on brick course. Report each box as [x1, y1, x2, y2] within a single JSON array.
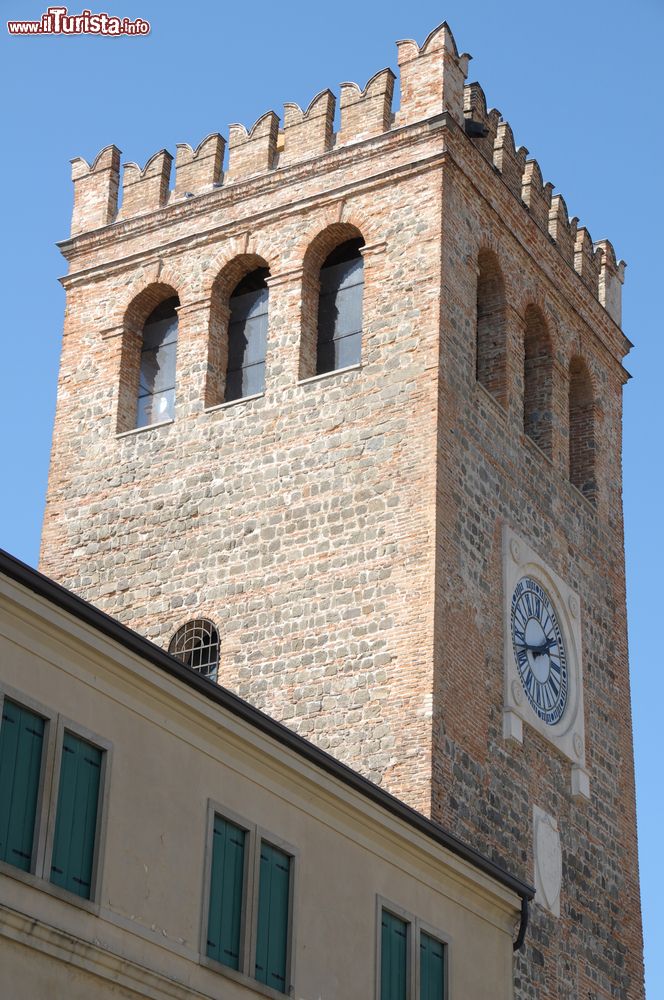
[[41, 21, 644, 1000]]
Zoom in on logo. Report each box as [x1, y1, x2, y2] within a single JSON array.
[[7, 6, 150, 36]]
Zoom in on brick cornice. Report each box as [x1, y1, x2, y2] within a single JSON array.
[[58, 151, 448, 293]]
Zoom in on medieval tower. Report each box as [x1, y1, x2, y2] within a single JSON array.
[[40, 22, 644, 1000]]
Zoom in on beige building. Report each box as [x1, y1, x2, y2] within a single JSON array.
[[0, 551, 530, 999]]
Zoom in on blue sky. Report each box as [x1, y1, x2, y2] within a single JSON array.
[[0, 0, 661, 992]]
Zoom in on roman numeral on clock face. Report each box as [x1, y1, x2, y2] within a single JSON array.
[[511, 576, 569, 726]]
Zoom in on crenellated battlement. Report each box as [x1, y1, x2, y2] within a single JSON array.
[[338, 69, 395, 145], [548, 194, 578, 269], [521, 160, 554, 233], [227, 111, 280, 181], [463, 81, 501, 162], [282, 90, 335, 166], [118, 149, 172, 221], [66, 21, 624, 322], [595, 239, 625, 325], [396, 22, 470, 127], [174, 134, 224, 198], [493, 121, 528, 199], [70, 144, 121, 235], [574, 226, 601, 297]]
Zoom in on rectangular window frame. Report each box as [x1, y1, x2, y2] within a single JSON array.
[[376, 897, 414, 1000], [0, 684, 56, 882], [42, 714, 112, 910], [375, 896, 451, 1000], [0, 689, 112, 914], [200, 802, 298, 1000], [250, 828, 298, 997], [200, 801, 256, 981], [416, 917, 450, 1000]]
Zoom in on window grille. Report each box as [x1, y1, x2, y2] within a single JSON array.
[[169, 619, 220, 681]]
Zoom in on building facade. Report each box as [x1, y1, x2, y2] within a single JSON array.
[[39, 21, 644, 1000], [0, 552, 528, 998]]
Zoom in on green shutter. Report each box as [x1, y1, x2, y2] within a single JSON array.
[[206, 816, 246, 969], [420, 932, 445, 999], [255, 842, 291, 992], [0, 700, 45, 872], [50, 731, 102, 898], [381, 909, 408, 1000]]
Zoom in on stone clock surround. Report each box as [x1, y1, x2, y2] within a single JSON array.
[[502, 525, 590, 800]]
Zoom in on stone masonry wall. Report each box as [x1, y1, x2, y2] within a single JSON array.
[[41, 22, 643, 1000]]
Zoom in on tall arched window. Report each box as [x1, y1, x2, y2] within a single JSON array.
[[476, 250, 506, 405], [569, 357, 596, 503], [136, 296, 179, 428], [316, 238, 364, 375], [523, 305, 553, 457], [169, 619, 220, 681], [225, 268, 269, 402]]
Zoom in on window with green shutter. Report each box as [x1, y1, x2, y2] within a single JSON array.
[[381, 909, 409, 1000], [255, 841, 291, 993], [50, 731, 102, 899], [207, 815, 246, 969], [0, 699, 45, 872], [420, 932, 445, 1000]]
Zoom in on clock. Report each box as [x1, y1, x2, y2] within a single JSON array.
[[502, 527, 589, 799], [510, 577, 568, 725]]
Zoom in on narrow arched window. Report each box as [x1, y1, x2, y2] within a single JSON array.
[[523, 305, 553, 457], [225, 268, 269, 402], [137, 296, 179, 428], [169, 619, 220, 681], [569, 357, 596, 503], [476, 250, 506, 405], [316, 238, 364, 375]]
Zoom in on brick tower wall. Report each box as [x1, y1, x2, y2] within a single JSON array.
[[40, 22, 644, 1000]]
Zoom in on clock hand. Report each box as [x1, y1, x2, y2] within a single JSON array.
[[515, 638, 557, 655]]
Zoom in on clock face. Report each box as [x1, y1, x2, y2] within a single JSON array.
[[511, 576, 568, 725]]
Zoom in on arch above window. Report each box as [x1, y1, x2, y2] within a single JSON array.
[[169, 619, 220, 681], [316, 238, 364, 376], [136, 296, 180, 428]]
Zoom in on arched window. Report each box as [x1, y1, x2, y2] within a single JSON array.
[[523, 305, 553, 457], [316, 238, 364, 375], [569, 357, 596, 503], [476, 250, 506, 405], [136, 296, 179, 428], [225, 268, 269, 402], [169, 619, 220, 681]]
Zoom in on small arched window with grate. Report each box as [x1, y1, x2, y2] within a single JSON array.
[[168, 619, 220, 682]]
